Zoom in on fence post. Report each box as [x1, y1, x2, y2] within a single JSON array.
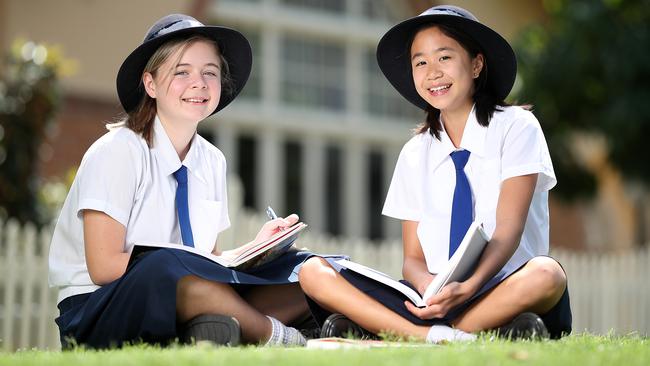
[[18, 223, 37, 349], [2, 220, 20, 351]]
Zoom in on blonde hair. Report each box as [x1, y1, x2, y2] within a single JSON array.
[[109, 35, 233, 146]]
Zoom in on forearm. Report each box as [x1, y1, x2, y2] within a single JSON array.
[[87, 252, 131, 285], [83, 210, 130, 286], [464, 221, 522, 293], [465, 174, 536, 294], [403, 256, 434, 295]]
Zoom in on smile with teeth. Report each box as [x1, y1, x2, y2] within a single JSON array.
[[428, 84, 451, 92], [183, 97, 209, 103]]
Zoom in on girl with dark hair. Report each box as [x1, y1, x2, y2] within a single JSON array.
[[299, 5, 572, 343]]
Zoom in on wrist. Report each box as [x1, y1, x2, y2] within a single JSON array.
[[462, 277, 482, 296], [416, 274, 434, 295]]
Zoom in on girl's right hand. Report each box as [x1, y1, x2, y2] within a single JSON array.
[[252, 214, 299, 244]]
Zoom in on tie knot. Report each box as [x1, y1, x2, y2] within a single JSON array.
[[450, 150, 470, 170], [173, 165, 188, 184]]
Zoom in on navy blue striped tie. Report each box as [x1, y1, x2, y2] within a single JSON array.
[[173, 165, 194, 247], [449, 150, 472, 258]]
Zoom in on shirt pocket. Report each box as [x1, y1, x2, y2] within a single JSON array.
[[189, 199, 225, 253]]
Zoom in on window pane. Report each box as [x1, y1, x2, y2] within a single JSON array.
[[325, 145, 342, 236], [233, 27, 261, 99], [284, 141, 303, 216], [361, 0, 393, 21], [282, 36, 346, 110], [237, 135, 257, 209], [367, 149, 384, 240], [281, 0, 345, 13], [364, 48, 421, 119]]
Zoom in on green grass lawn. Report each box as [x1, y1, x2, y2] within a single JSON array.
[[1, 334, 647, 366]]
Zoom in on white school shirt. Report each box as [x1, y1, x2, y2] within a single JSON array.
[[383, 105, 556, 276], [49, 116, 230, 303]]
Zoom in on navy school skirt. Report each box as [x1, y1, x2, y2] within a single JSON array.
[[305, 255, 572, 339], [56, 248, 337, 349]]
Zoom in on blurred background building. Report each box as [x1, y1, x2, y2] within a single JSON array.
[[1, 0, 648, 251], [2, 1, 650, 349]]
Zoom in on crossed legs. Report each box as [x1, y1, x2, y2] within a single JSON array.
[[298, 256, 567, 339], [176, 276, 309, 343], [452, 256, 566, 332]]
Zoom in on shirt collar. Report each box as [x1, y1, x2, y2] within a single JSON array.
[[427, 105, 487, 169], [458, 105, 487, 158], [151, 116, 206, 184]]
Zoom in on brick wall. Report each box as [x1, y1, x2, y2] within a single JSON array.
[[38, 96, 121, 178]]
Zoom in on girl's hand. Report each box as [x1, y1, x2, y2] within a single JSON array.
[[253, 213, 299, 244], [404, 281, 474, 320]]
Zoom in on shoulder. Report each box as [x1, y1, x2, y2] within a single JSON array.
[[194, 134, 227, 174], [86, 126, 145, 155], [401, 132, 430, 156], [491, 105, 541, 130], [80, 126, 147, 169], [195, 134, 226, 163], [396, 132, 430, 169]]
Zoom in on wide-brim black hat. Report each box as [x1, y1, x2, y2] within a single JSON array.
[[376, 5, 516, 111], [117, 14, 252, 115]]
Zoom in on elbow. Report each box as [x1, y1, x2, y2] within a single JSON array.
[[87, 266, 117, 286], [86, 258, 123, 286]]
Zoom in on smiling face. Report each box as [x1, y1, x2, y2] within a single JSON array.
[[143, 39, 222, 128], [410, 26, 484, 115]]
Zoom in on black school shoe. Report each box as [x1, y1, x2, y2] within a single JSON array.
[[320, 313, 379, 339], [291, 314, 321, 340], [496, 312, 550, 340], [179, 314, 241, 346]]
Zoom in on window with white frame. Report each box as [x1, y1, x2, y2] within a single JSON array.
[[236, 27, 261, 100], [364, 48, 421, 120], [281, 35, 346, 111], [281, 0, 345, 13], [361, 0, 396, 21]]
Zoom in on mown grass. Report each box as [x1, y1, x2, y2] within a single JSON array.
[[0, 334, 647, 366]]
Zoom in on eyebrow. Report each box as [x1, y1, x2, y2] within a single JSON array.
[[411, 47, 456, 61], [176, 62, 221, 69]]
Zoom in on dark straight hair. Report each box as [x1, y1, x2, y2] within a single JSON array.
[[409, 23, 509, 139]]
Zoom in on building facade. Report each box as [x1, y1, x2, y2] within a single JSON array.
[[8, 0, 642, 250], [203, 0, 424, 240]]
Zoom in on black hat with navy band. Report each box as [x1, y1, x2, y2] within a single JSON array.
[[116, 14, 252, 115], [376, 5, 517, 111]]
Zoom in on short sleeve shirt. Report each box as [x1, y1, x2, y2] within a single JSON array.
[[49, 117, 230, 302], [383, 106, 556, 275]]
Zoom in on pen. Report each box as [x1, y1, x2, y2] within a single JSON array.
[[266, 206, 278, 220]]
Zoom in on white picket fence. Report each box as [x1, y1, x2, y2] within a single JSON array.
[[1, 213, 649, 351]]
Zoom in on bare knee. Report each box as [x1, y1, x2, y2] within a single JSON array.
[[516, 257, 566, 308], [298, 257, 335, 296]]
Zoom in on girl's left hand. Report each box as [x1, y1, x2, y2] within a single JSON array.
[[404, 281, 474, 320], [253, 213, 299, 244]]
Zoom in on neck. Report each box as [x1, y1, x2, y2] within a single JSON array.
[[441, 101, 474, 148], [157, 115, 197, 161]]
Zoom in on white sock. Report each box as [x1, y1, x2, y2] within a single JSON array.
[[426, 324, 476, 343], [264, 316, 307, 347]]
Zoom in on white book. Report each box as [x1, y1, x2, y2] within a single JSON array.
[[336, 222, 489, 307], [128, 222, 307, 271]]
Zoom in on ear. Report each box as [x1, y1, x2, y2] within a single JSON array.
[[142, 72, 157, 98], [472, 54, 485, 79]]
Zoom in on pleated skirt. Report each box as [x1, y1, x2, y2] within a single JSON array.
[[305, 255, 572, 339], [55, 248, 331, 349]]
